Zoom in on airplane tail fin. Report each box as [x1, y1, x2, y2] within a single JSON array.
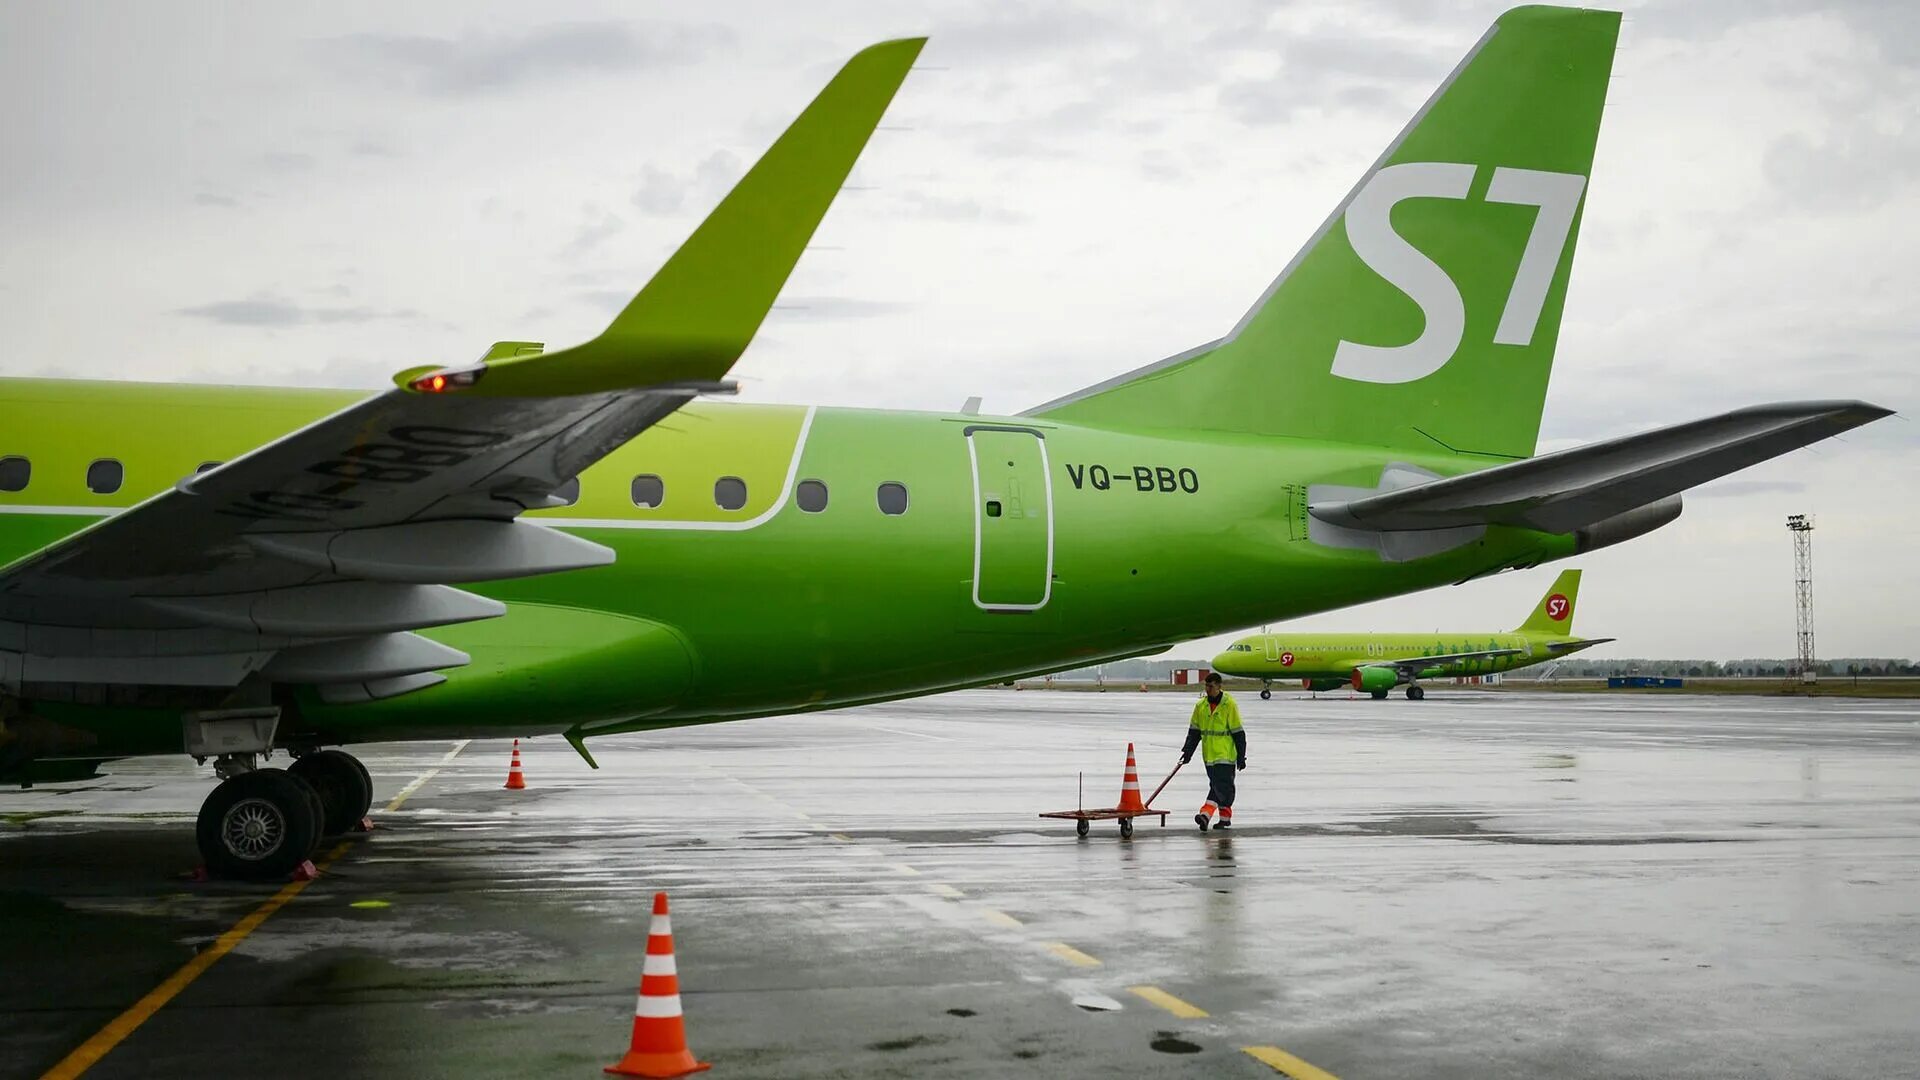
[[1517, 568, 1581, 633], [1027, 6, 1620, 460]]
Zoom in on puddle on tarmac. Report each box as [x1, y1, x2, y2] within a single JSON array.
[[1151, 1031, 1201, 1054]]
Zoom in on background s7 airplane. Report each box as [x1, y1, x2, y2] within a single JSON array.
[[1212, 568, 1608, 700], [0, 6, 1890, 879]]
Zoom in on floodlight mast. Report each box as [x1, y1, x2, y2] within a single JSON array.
[[1786, 515, 1816, 686]]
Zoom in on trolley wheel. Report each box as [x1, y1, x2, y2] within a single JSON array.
[[1075, 818, 1090, 837], [1119, 817, 1134, 839]]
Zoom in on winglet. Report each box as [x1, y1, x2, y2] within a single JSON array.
[[419, 38, 926, 399]]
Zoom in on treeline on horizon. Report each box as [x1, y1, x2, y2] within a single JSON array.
[[1049, 657, 1920, 681]]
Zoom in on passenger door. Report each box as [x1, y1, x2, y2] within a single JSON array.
[[966, 427, 1052, 611]]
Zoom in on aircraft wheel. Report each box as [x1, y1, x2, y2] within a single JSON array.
[[290, 750, 373, 835], [196, 768, 323, 882], [1119, 817, 1134, 839], [1076, 819, 1090, 838], [1371, 689, 1388, 700], [1407, 685, 1426, 701], [1260, 689, 1272, 700]]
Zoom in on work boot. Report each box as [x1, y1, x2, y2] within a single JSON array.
[[1194, 813, 1210, 832], [1215, 817, 1232, 830]]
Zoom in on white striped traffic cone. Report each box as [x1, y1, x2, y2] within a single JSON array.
[[504, 739, 526, 790], [606, 892, 710, 1077], [1115, 742, 1146, 813]]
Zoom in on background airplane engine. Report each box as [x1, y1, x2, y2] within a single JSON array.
[[1350, 667, 1400, 694]]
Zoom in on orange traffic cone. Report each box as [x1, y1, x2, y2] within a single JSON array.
[[504, 739, 526, 790], [607, 892, 711, 1078], [1115, 742, 1146, 813]]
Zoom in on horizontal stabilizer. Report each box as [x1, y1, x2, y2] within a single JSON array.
[[1547, 638, 1613, 653], [1310, 401, 1890, 534]]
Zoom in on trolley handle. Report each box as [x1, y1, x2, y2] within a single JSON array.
[[1143, 758, 1184, 809]]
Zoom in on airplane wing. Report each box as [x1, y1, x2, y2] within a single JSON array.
[[1361, 648, 1526, 676], [0, 39, 924, 700], [1309, 401, 1891, 535]]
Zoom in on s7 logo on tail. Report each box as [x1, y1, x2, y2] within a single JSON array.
[[1331, 163, 1586, 385]]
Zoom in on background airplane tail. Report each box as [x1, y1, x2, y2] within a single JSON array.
[[1517, 568, 1582, 633], [1027, 6, 1620, 460]]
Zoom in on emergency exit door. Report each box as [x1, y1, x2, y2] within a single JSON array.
[[967, 427, 1053, 611]]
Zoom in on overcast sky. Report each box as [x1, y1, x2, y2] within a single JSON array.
[[1, 1, 1913, 662]]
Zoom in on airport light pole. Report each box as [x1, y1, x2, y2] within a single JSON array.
[[1786, 515, 1816, 686]]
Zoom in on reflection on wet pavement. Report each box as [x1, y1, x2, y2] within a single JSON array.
[[4, 690, 1919, 1079]]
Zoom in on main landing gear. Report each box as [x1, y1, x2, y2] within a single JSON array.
[[1405, 685, 1426, 701], [195, 749, 372, 882]]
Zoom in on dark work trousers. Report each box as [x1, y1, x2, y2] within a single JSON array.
[[1203, 762, 1237, 810]]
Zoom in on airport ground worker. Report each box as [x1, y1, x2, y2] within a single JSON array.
[[1180, 672, 1246, 831]]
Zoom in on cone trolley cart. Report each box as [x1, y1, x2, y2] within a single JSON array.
[[1039, 742, 1181, 838]]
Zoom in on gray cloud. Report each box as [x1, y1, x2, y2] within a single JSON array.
[[193, 192, 239, 208], [770, 296, 912, 320], [324, 21, 733, 97], [177, 298, 418, 328], [260, 151, 316, 172], [891, 190, 1027, 224], [630, 150, 740, 216], [1693, 479, 1809, 498], [561, 209, 626, 257], [1763, 120, 1920, 212]]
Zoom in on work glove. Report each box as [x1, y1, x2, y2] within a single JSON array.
[[1179, 752, 1192, 765], [1236, 759, 1247, 771]]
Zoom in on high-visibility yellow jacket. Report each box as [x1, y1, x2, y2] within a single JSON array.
[[1186, 693, 1245, 765]]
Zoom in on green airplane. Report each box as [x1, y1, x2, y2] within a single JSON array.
[[1212, 568, 1608, 700], [0, 7, 1890, 880]]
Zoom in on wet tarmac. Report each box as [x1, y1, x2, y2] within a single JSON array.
[[5, 689, 1919, 1079]]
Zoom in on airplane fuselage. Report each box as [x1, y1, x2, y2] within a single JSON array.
[[0, 378, 1577, 757], [1214, 631, 1581, 684]]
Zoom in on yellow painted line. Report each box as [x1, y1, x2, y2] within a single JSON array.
[[1243, 1046, 1341, 1080], [38, 841, 355, 1080], [830, 832, 853, 842], [891, 863, 920, 875], [44, 742, 468, 1080], [384, 739, 471, 812], [978, 908, 1023, 928], [1044, 942, 1102, 967], [793, 811, 813, 821], [928, 883, 964, 899], [1128, 985, 1207, 1018]]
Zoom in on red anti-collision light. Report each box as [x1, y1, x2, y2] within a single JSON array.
[[409, 366, 485, 393]]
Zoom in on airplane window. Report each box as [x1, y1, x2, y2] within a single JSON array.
[[714, 476, 748, 511], [796, 479, 828, 513], [0, 456, 27, 492], [877, 481, 909, 516], [631, 475, 664, 509], [87, 459, 124, 495], [552, 477, 580, 506], [196, 461, 222, 473]]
